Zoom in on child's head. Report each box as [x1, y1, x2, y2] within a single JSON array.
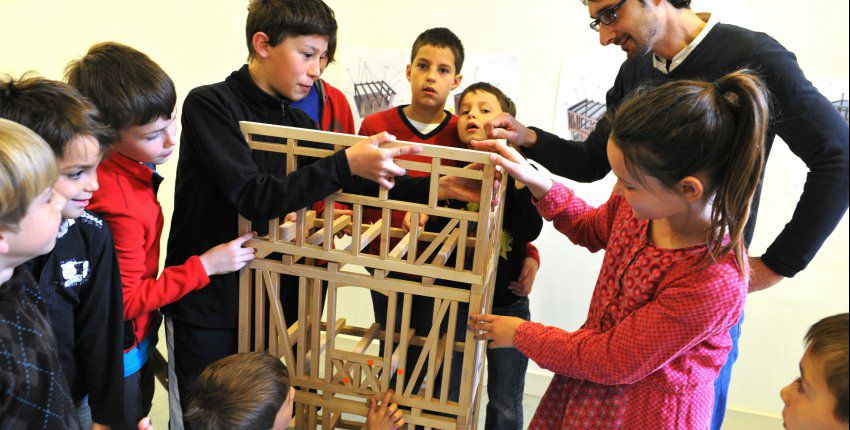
[[65, 42, 177, 166], [185, 352, 294, 430], [0, 74, 114, 220], [457, 82, 516, 144], [781, 313, 849, 430], [245, 0, 337, 101], [609, 69, 768, 269], [0, 119, 64, 271], [407, 28, 464, 112]]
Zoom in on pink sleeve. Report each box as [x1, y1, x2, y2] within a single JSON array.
[[534, 182, 622, 252], [513, 261, 745, 385]]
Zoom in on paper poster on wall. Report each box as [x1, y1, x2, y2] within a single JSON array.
[[551, 59, 617, 141]]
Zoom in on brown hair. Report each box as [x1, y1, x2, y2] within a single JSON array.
[[0, 119, 57, 231], [65, 42, 175, 132], [411, 27, 465, 74], [611, 70, 769, 271], [805, 313, 849, 423], [185, 352, 291, 430], [0, 74, 115, 157], [246, 0, 337, 62], [459, 82, 517, 117]]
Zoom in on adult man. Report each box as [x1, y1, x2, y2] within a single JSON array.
[[483, 0, 849, 428]]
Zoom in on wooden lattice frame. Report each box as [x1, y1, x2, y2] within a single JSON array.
[[236, 122, 507, 429]]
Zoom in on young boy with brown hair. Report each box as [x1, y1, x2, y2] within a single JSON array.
[[185, 353, 405, 430], [162, 2, 479, 426], [456, 82, 542, 430], [781, 313, 849, 430], [0, 118, 75, 428], [65, 41, 258, 429], [0, 75, 125, 430]]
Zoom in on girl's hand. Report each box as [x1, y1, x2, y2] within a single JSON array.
[[468, 314, 526, 349], [508, 256, 539, 297], [470, 140, 552, 200], [366, 390, 405, 430]]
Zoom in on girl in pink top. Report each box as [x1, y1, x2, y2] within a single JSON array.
[[468, 70, 769, 429]]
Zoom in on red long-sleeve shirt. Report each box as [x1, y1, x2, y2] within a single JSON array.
[[89, 152, 209, 351], [515, 182, 746, 429]]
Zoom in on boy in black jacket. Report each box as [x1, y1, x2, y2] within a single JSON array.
[[164, 0, 482, 425], [0, 76, 125, 429]]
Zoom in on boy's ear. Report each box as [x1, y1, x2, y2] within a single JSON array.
[[251, 32, 273, 59], [0, 231, 9, 255], [677, 176, 705, 202], [406, 64, 412, 82], [452, 73, 463, 91]]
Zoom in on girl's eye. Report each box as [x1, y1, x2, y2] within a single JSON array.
[[795, 377, 804, 393]]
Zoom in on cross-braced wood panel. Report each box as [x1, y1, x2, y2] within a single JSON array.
[[236, 122, 507, 429]]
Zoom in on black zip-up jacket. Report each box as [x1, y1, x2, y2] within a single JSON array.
[[524, 23, 849, 277], [24, 212, 124, 425], [493, 178, 543, 309], [164, 65, 429, 328]]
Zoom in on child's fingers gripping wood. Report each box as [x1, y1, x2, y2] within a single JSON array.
[[366, 390, 405, 430], [199, 231, 257, 276], [402, 212, 428, 233], [345, 132, 423, 190], [468, 314, 526, 349]]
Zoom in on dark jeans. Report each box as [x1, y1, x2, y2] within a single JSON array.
[[710, 313, 744, 430], [123, 361, 154, 430], [370, 287, 468, 404], [485, 297, 530, 430]]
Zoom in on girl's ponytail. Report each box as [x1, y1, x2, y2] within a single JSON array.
[[709, 71, 768, 270]]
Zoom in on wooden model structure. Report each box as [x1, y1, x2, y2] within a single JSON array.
[[236, 122, 507, 429], [567, 98, 606, 141]]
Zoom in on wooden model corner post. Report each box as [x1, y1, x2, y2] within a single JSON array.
[[236, 122, 507, 429]]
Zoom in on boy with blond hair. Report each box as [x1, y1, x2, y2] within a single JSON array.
[[781, 313, 849, 430], [66, 41, 258, 429], [0, 118, 75, 428], [1, 75, 125, 430]]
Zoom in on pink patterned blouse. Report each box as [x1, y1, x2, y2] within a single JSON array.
[[514, 182, 747, 429]]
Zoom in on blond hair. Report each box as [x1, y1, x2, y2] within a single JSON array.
[[0, 118, 57, 230]]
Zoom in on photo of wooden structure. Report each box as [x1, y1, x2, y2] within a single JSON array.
[[567, 98, 606, 141], [236, 122, 507, 429], [353, 80, 397, 118]]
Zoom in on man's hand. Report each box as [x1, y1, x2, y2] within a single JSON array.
[[485, 112, 537, 148], [508, 257, 539, 297], [748, 256, 784, 293], [366, 390, 405, 430], [468, 314, 526, 349], [402, 212, 428, 233], [345, 132, 422, 189]]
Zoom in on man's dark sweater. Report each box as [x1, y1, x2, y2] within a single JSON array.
[[525, 23, 849, 277], [164, 65, 429, 328], [24, 213, 124, 425]]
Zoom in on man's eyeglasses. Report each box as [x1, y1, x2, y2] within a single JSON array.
[[590, 0, 629, 32]]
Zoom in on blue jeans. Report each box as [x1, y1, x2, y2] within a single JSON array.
[[485, 297, 530, 430], [710, 313, 744, 430], [76, 396, 92, 430]]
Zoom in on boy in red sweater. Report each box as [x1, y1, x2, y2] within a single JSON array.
[[66, 42, 257, 429], [358, 26, 469, 407]]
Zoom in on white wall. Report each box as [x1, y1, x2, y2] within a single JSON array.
[[1, 0, 847, 419]]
